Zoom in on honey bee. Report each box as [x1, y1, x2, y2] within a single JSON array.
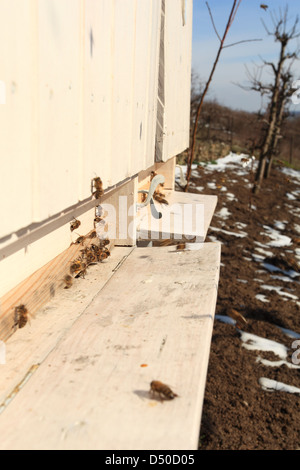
[[227, 308, 247, 329], [82, 248, 98, 265], [149, 380, 178, 400], [77, 261, 87, 278], [150, 170, 157, 181], [70, 259, 87, 277], [97, 251, 110, 262], [70, 218, 81, 232], [176, 242, 186, 251], [99, 238, 110, 248], [153, 191, 168, 205], [74, 235, 85, 245], [260, 4, 268, 11], [140, 192, 147, 203], [88, 230, 97, 239], [13, 304, 30, 329], [63, 274, 73, 289], [92, 176, 104, 199], [94, 216, 103, 227]]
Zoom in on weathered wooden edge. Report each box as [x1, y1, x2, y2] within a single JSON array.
[[0, 228, 113, 342]]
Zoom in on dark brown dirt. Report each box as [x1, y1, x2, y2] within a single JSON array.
[[186, 158, 300, 450]]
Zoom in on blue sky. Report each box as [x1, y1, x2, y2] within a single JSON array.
[[191, 0, 300, 112]]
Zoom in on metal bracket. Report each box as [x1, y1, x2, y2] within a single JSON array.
[[137, 174, 165, 220]]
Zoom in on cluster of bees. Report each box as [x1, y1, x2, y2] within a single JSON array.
[[11, 175, 179, 402], [64, 175, 109, 288], [12, 176, 108, 329], [66, 237, 110, 288], [140, 171, 169, 206]]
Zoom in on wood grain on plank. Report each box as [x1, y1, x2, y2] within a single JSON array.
[[0, 243, 221, 450], [0, 229, 113, 342]]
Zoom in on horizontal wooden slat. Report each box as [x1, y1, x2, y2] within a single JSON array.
[[0, 242, 221, 450]]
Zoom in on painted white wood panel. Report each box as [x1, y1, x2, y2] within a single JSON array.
[[110, 0, 136, 184], [130, 0, 160, 176], [0, 0, 193, 300], [37, 0, 82, 218], [159, 0, 192, 162], [82, 0, 113, 192], [0, 0, 37, 237]]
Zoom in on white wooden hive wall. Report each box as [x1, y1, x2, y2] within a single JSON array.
[[0, 0, 193, 297]]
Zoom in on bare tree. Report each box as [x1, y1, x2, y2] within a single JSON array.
[[244, 6, 300, 193], [184, 0, 262, 192]]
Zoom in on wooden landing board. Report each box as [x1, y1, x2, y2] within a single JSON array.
[[0, 247, 134, 411], [0, 242, 221, 450], [136, 190, 217, 242]]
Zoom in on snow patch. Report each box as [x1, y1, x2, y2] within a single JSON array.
[[210, 226, 247, 238], [256, 357, 300, 369], [255, 294, 270, 303], [259, 378, 300, 395], [240, 331, 288, 360], [260, 284, 298, 300], [261, 225, 292, 248], [215, 207, 231, 219]]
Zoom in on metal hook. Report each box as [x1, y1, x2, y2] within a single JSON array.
[[137, 174, 165, 220]]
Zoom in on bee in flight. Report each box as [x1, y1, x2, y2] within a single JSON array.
[[227, 308, 247, 329], [13, 304, 30, 329], [149, 380, 178, 400]]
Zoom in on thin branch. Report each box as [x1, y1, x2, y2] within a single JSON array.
[[205, 2, 221, 42], [228, 0, 242, 29], [223, 38, 262, 48], [184, 0, 242, 192]]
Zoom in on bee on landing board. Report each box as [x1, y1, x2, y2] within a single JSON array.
[[63, 274, 73, 289], [149, 380, 178, 400], [13, 304, 30, 329], [97, 250, 110, 262], [81, 247, 98, 265], [70, 259, 87, 278], [176, 242, 186, 251]]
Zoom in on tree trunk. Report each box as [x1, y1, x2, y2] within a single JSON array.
[[253, 156, 267, 193], [264, 77, 288, 178], [254, 40, 287, 192]]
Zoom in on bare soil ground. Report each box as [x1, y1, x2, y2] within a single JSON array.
[[186, 158, 300, 450]]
